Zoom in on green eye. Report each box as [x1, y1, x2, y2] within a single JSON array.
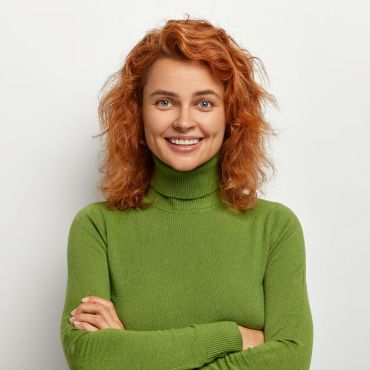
[[156, 99, 172, 107], [199, 100, 213, 109], [155, 99, 213, 109]]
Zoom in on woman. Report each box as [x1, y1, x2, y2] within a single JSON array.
[[60, 17, 313, 370]]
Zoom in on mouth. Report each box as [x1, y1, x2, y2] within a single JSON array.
[[165, 137, 204, 152], [164, 138, 205, 143]]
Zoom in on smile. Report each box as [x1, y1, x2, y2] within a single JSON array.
[[168, 138, 200, 145], [165, 138, 204, 153]]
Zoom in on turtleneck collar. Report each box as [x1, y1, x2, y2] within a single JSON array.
[[150, 152, 219, 199], [144, 152, 222, 211]]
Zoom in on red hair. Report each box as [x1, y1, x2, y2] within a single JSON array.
[[95, 16, 278, 212]]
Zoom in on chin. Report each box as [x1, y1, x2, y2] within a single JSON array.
[[161, 155, 203, 172]]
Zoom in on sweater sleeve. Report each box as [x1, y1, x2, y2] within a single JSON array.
[[59, 204, 243, 370], [197, 203, 314, 370]]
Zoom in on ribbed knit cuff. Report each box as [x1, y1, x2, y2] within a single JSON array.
[[198, 321, 243, 361]]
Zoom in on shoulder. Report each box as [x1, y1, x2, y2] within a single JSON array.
[[69, 201, 112, 231], [256, 199, 306, 260], [67, 201, 113, 245], [71, 201, 112, 219], [255, 198, 302, 225], [255, 198, 304, 242]]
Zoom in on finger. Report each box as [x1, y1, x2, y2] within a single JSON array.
[[74, 302, 118, 329], [73, 302, 112, 326], [75, 307, 123, 330], [71, 313, 110, 330], [80, 296, 123, 328], [73, 320, 98, 332], [82, 296, 121, 323]]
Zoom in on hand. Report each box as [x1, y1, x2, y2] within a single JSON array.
[[69, 295, 125, 332], [238, 325, 265, 350]]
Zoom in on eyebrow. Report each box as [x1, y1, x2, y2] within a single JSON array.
[[149, 89, 222, 100]]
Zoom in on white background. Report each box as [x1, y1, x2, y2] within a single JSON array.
[[1, 0, 369, 369]]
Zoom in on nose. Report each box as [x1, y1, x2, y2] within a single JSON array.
[[172, 105, 194, 130]]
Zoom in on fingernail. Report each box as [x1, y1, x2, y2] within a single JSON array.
[[82, 297, 89, 302], [71, 309, 76, 316], [69, 317, 75, 322], [74, 321, 80, 325]]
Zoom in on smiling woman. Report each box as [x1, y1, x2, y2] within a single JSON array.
[[60, 15, 313, 370]]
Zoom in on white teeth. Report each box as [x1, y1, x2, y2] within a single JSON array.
[[169, 138, 200, 145]]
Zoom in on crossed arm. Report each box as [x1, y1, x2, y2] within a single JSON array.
[[197, 205, 314, 369], [60, 203, 313, 370], [60, 206, 243, 370]]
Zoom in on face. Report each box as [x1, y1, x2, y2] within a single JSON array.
[[142, 57, 226, 171]]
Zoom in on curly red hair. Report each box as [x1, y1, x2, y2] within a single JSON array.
[[95, 16, 278, 212]]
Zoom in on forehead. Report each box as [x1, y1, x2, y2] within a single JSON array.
[[144, 57, 224, 94]]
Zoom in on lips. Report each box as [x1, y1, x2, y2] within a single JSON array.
[[165, 137, 203, 153]]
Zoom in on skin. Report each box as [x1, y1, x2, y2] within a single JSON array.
[[142, 56, 226, 171], [69, 296, 124, 331], [70, 56, 265, 350]]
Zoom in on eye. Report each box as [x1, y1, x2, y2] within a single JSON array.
[[155, 99, 173, 108], [198, 100, 213, 109], [154, 98, 214, 109]]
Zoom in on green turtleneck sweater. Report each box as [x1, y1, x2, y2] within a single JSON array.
[[60, 152, 313, 370]]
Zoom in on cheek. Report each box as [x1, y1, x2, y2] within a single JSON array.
[[201, 114, 225, 137], [143, 110, 162, 136]]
